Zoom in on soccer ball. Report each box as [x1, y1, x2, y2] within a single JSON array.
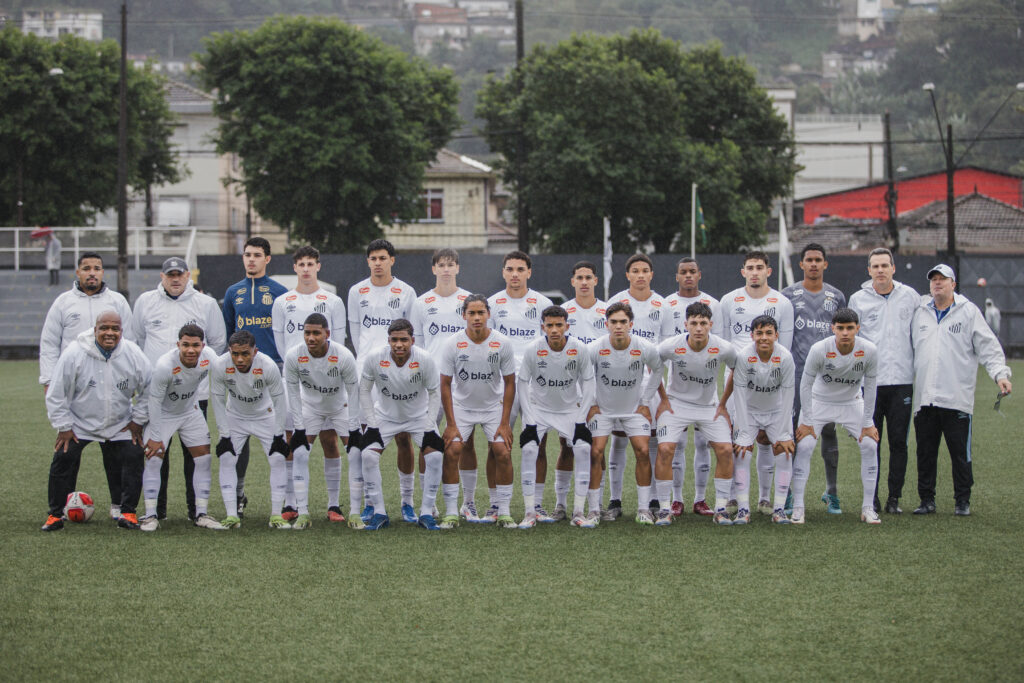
[[977, 277, 987, 287], [64, 491, 95, 523]]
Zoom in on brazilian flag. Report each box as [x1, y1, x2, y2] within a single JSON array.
[[696, 192, 708, 248]]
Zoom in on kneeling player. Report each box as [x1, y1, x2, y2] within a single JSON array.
[[359, 319, 445, 530], [654, 303, 737, 526], [793, 308, 880, 524], [141, 324, 223, 531], [210, 331, 290, 529], [284, 313, 361, 530]]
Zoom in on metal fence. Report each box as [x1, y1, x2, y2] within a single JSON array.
[[0, 226, 199, 271]]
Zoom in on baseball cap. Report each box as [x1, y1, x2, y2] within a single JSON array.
[[162, 257, 188, 274], [927, 264, 955, 281]]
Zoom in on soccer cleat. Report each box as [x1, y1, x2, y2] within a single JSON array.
[[670, 501, 685, 517], [713, 510, 732, 526], [365, 513, 390, 530], [726, 499, 738, 515], [281, 506, 299, 522], [439, 514, 460, 530], [194, 514, 226, 530], [41, 515, 64, 531], [585, 510, 602, 527], [268, 515, 292, 530], [479, 505, 500, 524], [221, 515, 242, 529], [954, 502, 971, 517], [635, 509, 655, 525], [293, 513, 312, 530], [601, 500, 623, 521], [140, 515, 159, 532], [535, 505, 556, 523], [347, 515, 366, 530], [360, 505, 375, 523], [518, 513, 537, 529], [655, 509, 673, 526], [784, 490, 794, 514], [757, 499, 772, 515], [401, 503, 417, 524], [327, 506, 346, 523], [884, 497, 902, 515], [771, 509, 791, 525], [693, 500, 714, 516], [790, 507, 805, 525], [572, 512, 596, 529], [821, 492, 842, 515], [117, 512, 140, 530], [417, 514, 441, 530], [497, 514, 517, 528], [913, 500, 936, 515], [459, 501, 479, 522], [732, 508, 750, 525], [861, 507, 881, 524], [236, 494, 248, 519], [551, 503, 568, 522], [109, 504, 121, 520]]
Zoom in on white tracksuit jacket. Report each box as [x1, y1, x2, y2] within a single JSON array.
[[848, 279, 918, 386]]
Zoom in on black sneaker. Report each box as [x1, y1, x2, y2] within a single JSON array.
[[884, 497, 902, 514], [117, 513, 141, 530], [237, 494, 248, 519], [954, 502, 971, 516], [912, 500, 936, 515], [601, 499, 622, 521], [41, 515, 64, 531]]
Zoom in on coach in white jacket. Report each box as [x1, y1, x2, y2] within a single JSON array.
[[41, 312, 151, 531], [910, 264, 1011, 517], [131, 257, 226, 520]]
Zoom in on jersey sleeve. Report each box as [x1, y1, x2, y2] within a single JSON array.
[[271, 297, 286, 360], [774, 354, 796, 440], [347, 286, 361, 354], [710, 300, 724, 337], [438, 337, 456, 377], [45, 348, 78, 431], [222, 288, 237, 336], [777, 296, 795, 350], [409, 299, 425, 340], [147, 361, 171, 444], [266, 361, 286, 435], [330, 296, 347, 347], [130, 295, 148, 351], [38, 299, 65, 385], [499, 340, 516, 376], [517, 351, 536, 425], [730, 361, 755, 447]]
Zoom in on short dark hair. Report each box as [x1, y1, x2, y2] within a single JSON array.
[[388, 318, 413, 336], [228, 330, 256, 348], [78, 251, 103, 266], [304, 313, 328, 328], [832, 307, 859, 325], [293, 246, 320, 263], [178, 323, 205, 341], [571, 260, 598, 277], [367, 239, 395, 257], [751, 314, 777, 332], [244, 237, 271, 256], [868, 247, 894, 265], [744, 251, 770, 267], [801, 243, 827, 260], [432, 248, 459, 265], [685, 302, 712, 321], [503, 250, 531, 269], [677, 256, 698, 270], [625, 253, 653, 272], [463, 293, 489, 312], [542, 305, 568, 322], [606, 301, 634, 321]]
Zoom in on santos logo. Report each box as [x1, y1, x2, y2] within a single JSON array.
[[363, 315, 391, 329]]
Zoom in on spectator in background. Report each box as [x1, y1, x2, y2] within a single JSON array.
[[985, 298, 1001, 338], [45, 232, 62, 286]]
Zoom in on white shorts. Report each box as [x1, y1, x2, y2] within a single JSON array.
[[226, 414, 278, 456], [534, 411, 576, 443], [657, 404, 731, 444], [805, 401, 867, 440], [367, 417, 439, 451], [734, 410, 791, 447], [303, 407, 350, 435], [146, 406, 210, 449], [588, 413, 651, 438], [451, 405, 505, 443]]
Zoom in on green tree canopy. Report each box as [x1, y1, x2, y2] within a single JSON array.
[[477, 30, 797, 253], [196, 15, 460, 251]]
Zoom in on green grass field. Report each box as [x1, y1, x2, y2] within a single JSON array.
[[2, 359, 1023, 680]]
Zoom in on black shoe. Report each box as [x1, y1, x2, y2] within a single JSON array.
[[117, 513, 141, 530], [954, 502, 971, 516], [187, 509, 197, 522], [649, 499, 660, 512], [884, 497, 902, 514], [237, 494, 248, 519], [41, 515, 64, 531], [873, 497, 882, 513], [913, 500, 936, 515]]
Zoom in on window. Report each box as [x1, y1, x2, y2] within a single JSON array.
[[418, 188, 444, 222]]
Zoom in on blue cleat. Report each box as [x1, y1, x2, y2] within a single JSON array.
[[401, 503, 417, 524], [360, 505, 374, 523], [364, 513, 390, 530], [417, 514, 441, 530], [784, 490, 794, 514], [821, 492, 842, 515]]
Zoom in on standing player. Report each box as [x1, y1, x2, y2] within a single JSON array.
[[283, 313, 361, 529], [517, 306, 597, 528], [653, 303, 737, 526], [409, 248, 470, 355], [439, 295, 517, 528], [587, 303, 663, 524], [358, 319, 445, 530], [792, 308, 880, 525], [140, 324, 224, 531], [848, 248, 919, 514], [664, 256, 722, 517], [209, 330, 290, 529]]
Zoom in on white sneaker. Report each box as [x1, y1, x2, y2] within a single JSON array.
[[757, 499, 773, 515], [791, 507, 806, 525], [140, 515, 159, 532], [109, 504, 121, 520], [861, 507, 881, 525], [572, 512, 596, 529], [194, 513, 226, 530], [518, 513, 537, 529], [459, 502, 479, 522], [551, 503, 568, 522], [534, 505, 556, 523]]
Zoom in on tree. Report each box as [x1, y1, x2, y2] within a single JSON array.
[[196, 16, 460, 251], [477, 30, 797, 253], [0, 28, 182, 226]]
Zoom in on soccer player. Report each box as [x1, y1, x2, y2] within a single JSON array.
[[132, 257, 226, 521], [848, 247, 919, 514], [39, 251, 134, 519], [792, 308, 880, 525], [283, 313, 361, 529], [910, 264, 1011, 516], [720, 251, 795, 513], [783, 243, 847, 516], [664, 256, 722, 517], [358, 319, 445, 530], [222, 237, 287, 518], [604, 254, 673, 519], [439, 295, 517, 528], [209, 330, 290, 529], [587, 303, 663, 525], [653, 302, 737, 526], [726, 315, 796, 524], [517, 306, 597, 528], [409, 248, 470, 355], [41, 311, 150, 531], [140, 324, 224, 531]]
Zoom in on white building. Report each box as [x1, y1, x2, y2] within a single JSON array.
[[794, 114, 885, 200], [21, 9, 102, 41]]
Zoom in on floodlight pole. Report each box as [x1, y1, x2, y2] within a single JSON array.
[[116, 0, 129, 297]]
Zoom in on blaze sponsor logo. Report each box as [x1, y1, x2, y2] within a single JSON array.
[[172, 366, 182, 374], [391, 287, 402, 294], [253, 368, 263, 375], [199, 359, 209, 368], [826, 352, 837, 359], [237, 315, 272, 329], [496, 297, 507, 304], [328, 355, 338, 363], [286, 294, 297, 301], [854, 350, 865, 357], [457, 341, 468, 349], [537, 349, 548, 357], [599, 349, 611, 356], [380, 360, 390, 368], [359, 287, 370, 294], [489, 341, 501, 348], [298, 356, 309, 363]]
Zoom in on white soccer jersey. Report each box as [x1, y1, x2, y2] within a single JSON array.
[[487, 289, 553, 368], [666, 291, 723, 336], [283, 340, 359, 431], [800, 337, 878, 427], [564, 298, 607, 345], [146, 346, 216, 443], [719, 286, 795, 351], [609, 289, 674, 344], [439, 330, 516, 411], [518, 336, 595, 421], [359, 344, 439, 426], [409, 287, 470, 354], [656, 333, 736, 408], [210, 350, 286, 435], [731, 342, 796, 446], [587, 335, 662, 417], [347, 277, 416, 359], [273, 287, 347, 359]]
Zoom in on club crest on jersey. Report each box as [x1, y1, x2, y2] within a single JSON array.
[[853, 361, 864, 372], [854, 350, 865, 357], [298, 356, 309, 363], [525, 308, 538, 320], [253, 379, 264, 390], [388, 298, 400, 310], [770, 367, 782, 381]]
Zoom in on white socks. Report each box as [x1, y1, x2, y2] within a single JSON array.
[[792, 436, 816, 510], [608, 435, 627, 501], [399, 471, 415, 508], [460, 468, 477, 508], [693, 431, 711, 504], [219, 452, 239, 517], [859, 437, 879, 510], [348, 447, 364, 516], [192, 454, 212, 516], [268, 453, 287, 516], [555, 467, 572, 509], [733, 452, 751, 510], [361, 449, 385, 516], [324, 456, 342, 510], [713, 477, 732, 513], [420, 451, 442, 517], [672, 443, 686, 502], [284, 458, 296, 510], [143, 456, 162, 518], [520, 441, 539, 508], [773, 453, 792, 511], [756, 442, 774, 503], [571, 441, 591, 513], [291, 446, 310, 515]]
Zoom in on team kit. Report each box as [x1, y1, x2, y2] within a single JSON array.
[[39, 238, 1012, 532]]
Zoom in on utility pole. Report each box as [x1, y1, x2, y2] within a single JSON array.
[[515, 0, 528, 252], [944, 122, 957, 285], [883, 111, 898, 251], [116, 0, 129, 297]]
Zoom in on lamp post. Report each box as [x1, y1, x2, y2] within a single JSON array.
[[116, 0, 129, 297]]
